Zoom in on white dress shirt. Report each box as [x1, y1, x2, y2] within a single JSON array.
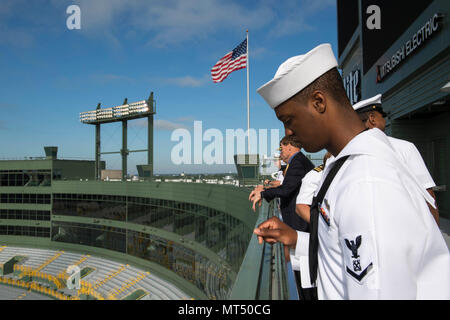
[[291, 128, 449, 299], [275, 170, 285, 185]]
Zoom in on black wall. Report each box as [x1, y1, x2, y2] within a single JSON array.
[[337, 0, 359, 56], [360, 0, 432, 73]]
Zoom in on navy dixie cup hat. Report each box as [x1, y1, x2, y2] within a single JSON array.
[[352, 94, 388, 118], [257, 43, 338, 109]]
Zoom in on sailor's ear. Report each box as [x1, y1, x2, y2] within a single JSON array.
[[368, 112, 377, 126], [311, 91, 326, 114]]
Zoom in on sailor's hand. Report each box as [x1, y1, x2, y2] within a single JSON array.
[[253, 216, 297, 248]]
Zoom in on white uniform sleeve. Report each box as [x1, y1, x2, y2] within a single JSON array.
[[404, 143, 436, 190], [296, 170, 322, 205], [290, 231, 314, 288], [335, 179, 449, 299]]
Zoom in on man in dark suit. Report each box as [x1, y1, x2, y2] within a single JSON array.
[[249, 135, 315, 299], [249, 135, 314, 232]]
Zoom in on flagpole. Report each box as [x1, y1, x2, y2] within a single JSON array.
[[246, 30, 250, 155]]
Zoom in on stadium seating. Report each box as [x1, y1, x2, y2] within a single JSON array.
[[0, 245, 191, 300]]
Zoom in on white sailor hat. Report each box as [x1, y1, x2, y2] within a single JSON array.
[[352, 94, 387, 117], [257, 43, 338, 109]]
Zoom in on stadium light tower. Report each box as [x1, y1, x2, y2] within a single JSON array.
[[80, 92, 156, 181]]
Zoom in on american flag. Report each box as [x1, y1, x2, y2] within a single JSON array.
[[211, 39, 247, 83]]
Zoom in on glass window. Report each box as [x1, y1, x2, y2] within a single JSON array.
[[48, 193, 251, 298]]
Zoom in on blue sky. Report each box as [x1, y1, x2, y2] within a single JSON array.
[[0, 0, 337, 174]]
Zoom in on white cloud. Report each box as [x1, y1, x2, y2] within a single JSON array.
[[162, 75, 209, 88], [72, 0, 335, 47], [0, 0, 336, 49], [154, 119, 188, 131], [134, 0, 273, 47], [68, 0, 273, 47]]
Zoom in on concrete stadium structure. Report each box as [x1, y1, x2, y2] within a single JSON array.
[[0, 147, 295, 300]]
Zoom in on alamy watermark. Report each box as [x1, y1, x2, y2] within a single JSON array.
[[170, 121, 281, 165], [66, 5, 81, 30], [66, 265, 81, 290]]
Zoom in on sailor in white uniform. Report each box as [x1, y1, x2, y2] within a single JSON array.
[[295, 166, 323, 223], [253, 43, 450, 299], [353, 94, 439, 225], [295, 152, 333, 224]]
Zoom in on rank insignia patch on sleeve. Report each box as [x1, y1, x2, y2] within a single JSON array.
[[341, 234, 375, 284]]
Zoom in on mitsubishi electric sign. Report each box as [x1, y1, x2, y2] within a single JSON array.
[[344, 69, 361, 105], [376, 13, 442, 83]]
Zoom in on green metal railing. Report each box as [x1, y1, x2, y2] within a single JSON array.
[[230, 200, 299, 300]]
